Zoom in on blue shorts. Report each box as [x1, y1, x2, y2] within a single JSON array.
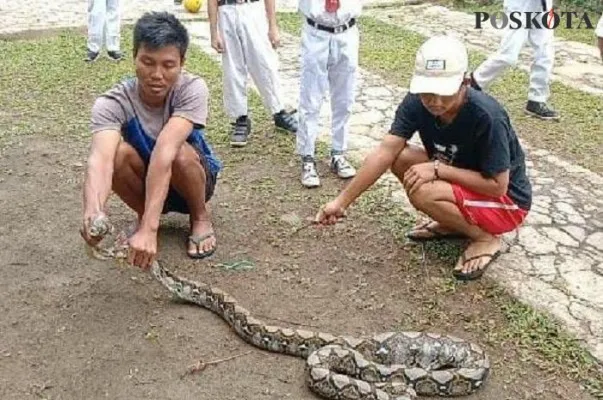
[[122, 122, 220, 215]]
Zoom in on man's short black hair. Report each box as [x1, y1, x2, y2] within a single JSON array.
[[133, 12, 189, 60]]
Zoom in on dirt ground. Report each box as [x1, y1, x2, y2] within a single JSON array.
[[0, 130, 598, 400]]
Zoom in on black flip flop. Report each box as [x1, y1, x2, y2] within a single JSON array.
[[405, 221, 467, 242], [187, 232, 217, 259], [453, 250, 501, 281]]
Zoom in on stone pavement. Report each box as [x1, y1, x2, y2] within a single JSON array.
[[1, 0, 601, 364]]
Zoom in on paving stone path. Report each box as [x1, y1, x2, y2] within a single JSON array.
[[2, 0, 602, 363]]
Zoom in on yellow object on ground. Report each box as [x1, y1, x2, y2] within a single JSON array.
[[184, 0, 203, 13]]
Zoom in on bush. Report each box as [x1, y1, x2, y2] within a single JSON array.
[[561, 0, 602, 13]]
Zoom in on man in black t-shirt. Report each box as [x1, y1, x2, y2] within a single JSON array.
[[314, 35, 532, 281]]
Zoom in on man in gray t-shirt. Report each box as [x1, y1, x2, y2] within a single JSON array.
[[81, 12, 222, 269]]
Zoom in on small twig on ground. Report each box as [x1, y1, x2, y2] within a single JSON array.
[[180, 351, 253, 379], [288, 217, 318, 236], [132, 378, 157, 386], [290, 216, 347, 236]]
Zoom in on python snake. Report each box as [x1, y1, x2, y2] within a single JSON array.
[[87, 215, 490, 400]]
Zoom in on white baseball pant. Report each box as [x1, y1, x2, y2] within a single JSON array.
[[218, 1, 284, 119], [596, 13, 603, 37], [87, 0, 121, 53], [296, 21, 359, 157], [472, 0, 554, 103]]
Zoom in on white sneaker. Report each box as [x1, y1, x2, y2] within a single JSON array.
[[331, 155, 356, 179], [301, 157, 320, 188]]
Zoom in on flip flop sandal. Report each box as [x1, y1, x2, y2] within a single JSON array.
[[453, 250, 501, 281], [405, 221, 467, 242], [187, 232, 217, 259]]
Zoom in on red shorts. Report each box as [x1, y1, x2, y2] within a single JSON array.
[[452, 184, 528, 235]]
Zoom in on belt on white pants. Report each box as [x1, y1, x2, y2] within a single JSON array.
[[305, 17, 356, 34]]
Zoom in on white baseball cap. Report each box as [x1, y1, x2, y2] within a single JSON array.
[[409, 35, 469, 96]]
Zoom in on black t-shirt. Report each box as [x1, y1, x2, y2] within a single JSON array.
[[389, 88, 532, 211]]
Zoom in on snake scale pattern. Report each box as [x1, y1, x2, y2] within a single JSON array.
[[88, 216, 490, 400]]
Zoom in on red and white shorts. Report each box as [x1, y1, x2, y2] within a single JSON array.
[[452, 184, 528, 235]]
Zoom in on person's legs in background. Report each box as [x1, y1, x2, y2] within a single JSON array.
[[86, 0, 123, 62], [327, 24, 359, 180], [105, 0, 123, 61], [523, 0, 558, 120], [470, 0, 558, 120], [524, 18, 558, 120], [297, 23, 329, 188], [595, 13, 603, 62], [86, 0, 105, 62], [218, 5, 252, 147], [470, 17, 528, 90], [239, 2, 298, 135]]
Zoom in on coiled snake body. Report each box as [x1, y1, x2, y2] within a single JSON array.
[[88, 216, 490, 400]]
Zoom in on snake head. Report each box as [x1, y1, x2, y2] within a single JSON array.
[[88, 214, 113, 238]]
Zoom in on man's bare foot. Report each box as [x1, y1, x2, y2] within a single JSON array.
[[405, 220, 467, 241], [453, 235, 502, 281], [187, 215, 216, 259]]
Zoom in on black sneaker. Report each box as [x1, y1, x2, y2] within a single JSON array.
[[230, 116, 251, 147], [84, 50, 100, 62], [525, 101, 560, 121], [273, 109, 298, 134], [107, 51, 124, 61]]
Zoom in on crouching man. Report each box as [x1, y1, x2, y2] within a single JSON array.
[[80, 12, 222, 269], [315, 36, 532, 281]]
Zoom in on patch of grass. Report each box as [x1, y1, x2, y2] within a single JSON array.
[[0, 30, 133, 146], [278, 13, 603, 173], [491, 291, 603, 398], [353, 184, 416, 243]]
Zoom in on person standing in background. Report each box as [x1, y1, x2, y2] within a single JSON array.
[[295, 0, 362, 188], [596, 13, 603, 62], [207, 0, 298, 148], [86, 0, 123, 62], [469, 0, 559, 121]]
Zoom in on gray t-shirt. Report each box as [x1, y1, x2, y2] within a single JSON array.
[[90, 71, 221, 175]]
